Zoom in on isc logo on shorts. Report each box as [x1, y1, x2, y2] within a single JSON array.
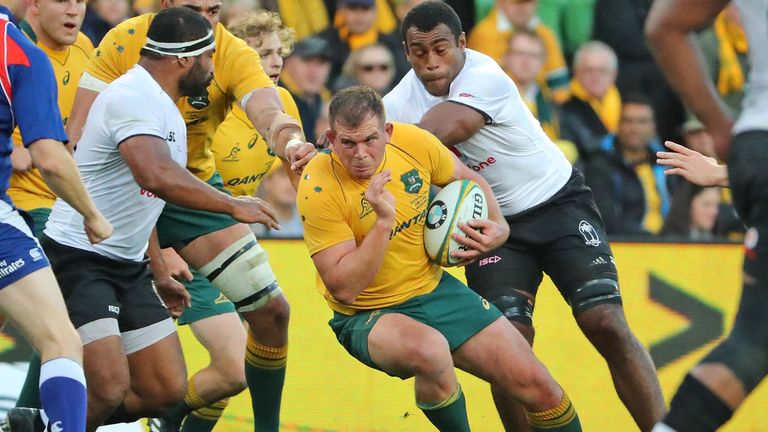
[[478, 255, 502, 266], [108, 305, 120, 314]]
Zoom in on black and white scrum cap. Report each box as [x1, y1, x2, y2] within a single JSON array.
[[143, 30, 216, 57]]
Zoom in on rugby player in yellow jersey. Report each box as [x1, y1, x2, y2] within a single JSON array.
[[9, 0, 91, 237], [7, 0, 92, 411], [298, 85, 582, 432], [63, 1, 316, 431], [150, 10, 305, 432]]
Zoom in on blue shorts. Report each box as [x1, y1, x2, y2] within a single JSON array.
[[0, 206, 50, 290]]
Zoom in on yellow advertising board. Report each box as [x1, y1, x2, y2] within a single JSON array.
[[173, 240, 767, 431]]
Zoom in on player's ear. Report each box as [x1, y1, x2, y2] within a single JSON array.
[[384, 122, 393, 140], [325, 129, 336, 147], [175, 56, 192, 69], [457, 32, 466, 50], [160, 0, 173, 8]]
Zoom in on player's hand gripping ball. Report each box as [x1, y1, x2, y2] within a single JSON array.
[[424, 179, 488, 267]]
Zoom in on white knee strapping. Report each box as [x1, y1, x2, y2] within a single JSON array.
[[198, 233, 281, 312]]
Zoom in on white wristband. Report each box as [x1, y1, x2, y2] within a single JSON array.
[[285, 138, 303, 154]]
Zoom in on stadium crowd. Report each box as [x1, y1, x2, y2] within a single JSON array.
[[134, 0, 747, 242]]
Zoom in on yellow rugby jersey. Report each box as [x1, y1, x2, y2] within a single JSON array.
[[8, 30, 93, 211], [212, 87, 301, 196], [86, 13, 274, 181], [298, 123, 455, 315]]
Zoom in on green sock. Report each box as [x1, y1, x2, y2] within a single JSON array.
[[16, 354, 41, 408], [181, 398, 229, 432], [526, 391, 582, 432], [417, 384, 471, 432], [245, 333, 286, 432], [164, 373, 208, 426]]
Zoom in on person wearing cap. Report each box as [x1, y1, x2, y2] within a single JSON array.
[[7, 7, 285, 432], [62, 0, 319, 430], [280, 35, 332, 144], [315, 0, 410, 86]]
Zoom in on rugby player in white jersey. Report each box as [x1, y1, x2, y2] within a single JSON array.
[[383, 2, 665, 431], [38, 7, 278, 431], [647, 0, 768, 430]]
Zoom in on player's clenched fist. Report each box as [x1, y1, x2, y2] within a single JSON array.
[[84, 212, 113, 244]]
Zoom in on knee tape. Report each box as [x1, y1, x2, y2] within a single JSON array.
[[570, 278, 622, 315], [490, 292, 534, 326], [199, 234, 282, 313]]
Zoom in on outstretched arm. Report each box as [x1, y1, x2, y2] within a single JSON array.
[[120, 135, 280, 228], [243, 88, 317, 173]]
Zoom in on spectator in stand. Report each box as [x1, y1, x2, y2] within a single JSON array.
[[80, 0, 130, 45], [280, 36, 332, 144], [536, 0, 594, 64], [661, 181, 725, 241], [260, 0, 329, 40], [316, 0, 409, 86], [332, 43, 396, 95], [584, 95, 673, 237], [468, 0, 569, 103], [503, 29, 578, 164], [561, 41, 620, 160], [592, 0, 685, 143]]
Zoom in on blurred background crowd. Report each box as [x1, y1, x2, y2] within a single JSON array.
[[94, 0, 747, 242]]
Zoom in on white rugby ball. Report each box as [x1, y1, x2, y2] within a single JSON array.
[[424, 179, 488, 267]]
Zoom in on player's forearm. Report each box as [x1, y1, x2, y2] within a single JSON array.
[[138, 163, 237, 216], [244, 87, 304, 160], [323, 220, 392, 305], [29, 139, 100, 220], [67, 87, 100, 151], [146, 229, 169, 279], [646, 1, 732, 137]]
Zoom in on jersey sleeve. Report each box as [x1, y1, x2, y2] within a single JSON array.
[[297, 159, 355, 256], [85, 20, 137, 85], [11, 45, 67, 146], [105, 92, 165, 145], [447, 67, 514, 124], [216, 26, 274, 104], [392, 123, 455, 187]]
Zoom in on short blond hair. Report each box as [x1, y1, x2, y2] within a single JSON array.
[[227, 10, 296, 55]]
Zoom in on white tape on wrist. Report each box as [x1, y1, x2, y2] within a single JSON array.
[[285, 138, 303, 154]]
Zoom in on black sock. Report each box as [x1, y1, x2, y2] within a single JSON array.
[[664, 374, 733, 432]]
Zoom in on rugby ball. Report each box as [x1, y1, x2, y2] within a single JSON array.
[[424, 179, 488, 267]]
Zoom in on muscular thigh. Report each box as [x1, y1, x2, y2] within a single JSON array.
[[464, 242, 542, 325], [178, 223, 253, 270], [537, 191, 620, 313]]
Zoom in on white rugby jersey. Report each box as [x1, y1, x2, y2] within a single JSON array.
[[45, 65, 187, 261], [384, 48, 571, 217], [733, 0, 768, 134]]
